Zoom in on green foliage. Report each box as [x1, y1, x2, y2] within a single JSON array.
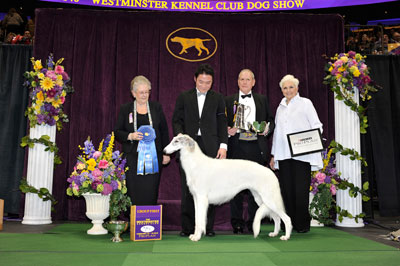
[[309, 186, 335, 225], [19, 178, 58, 212], [20, 135, 62, 165], [323, 83, 369, 134], [329, 140, 367, 167], [109, 190, 132, 221]]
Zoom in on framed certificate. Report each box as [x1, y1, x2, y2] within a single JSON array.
[[287, 128, 324, 157]]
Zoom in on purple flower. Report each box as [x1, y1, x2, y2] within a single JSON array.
[[324, 175, 331, 184], [61, 71, 69, 81], [102, 134, 111, 152], [84, 139, 95, 156], [47, 54, 54, 69], [112, 150, 120, 160], [110, 180, 118, 190], [37, 114, 45, 124], [348, 51, 356, 58]]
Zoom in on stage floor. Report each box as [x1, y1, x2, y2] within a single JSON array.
[[2, 214, 399, 248]]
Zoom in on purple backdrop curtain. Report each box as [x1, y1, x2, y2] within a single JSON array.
[[32, 8, 343, 229]]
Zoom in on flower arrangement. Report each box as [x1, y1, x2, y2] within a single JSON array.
[[309, 149, 341, 225], [324, 51, 377, 101], [67, 132, 131, 220], [323, 51, 379, 133], [24, 54, 73, 130], [309, 147, 370, 225]]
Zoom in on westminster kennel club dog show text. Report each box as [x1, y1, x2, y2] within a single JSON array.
[[37, 0, 389, 12]]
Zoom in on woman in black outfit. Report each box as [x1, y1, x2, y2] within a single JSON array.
[[114, 75, 170, 205]]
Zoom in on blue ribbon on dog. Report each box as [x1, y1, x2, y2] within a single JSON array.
[[137, 125, 159, 175]]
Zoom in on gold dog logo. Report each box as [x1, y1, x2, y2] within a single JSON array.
[[166, 27, 217, 62]]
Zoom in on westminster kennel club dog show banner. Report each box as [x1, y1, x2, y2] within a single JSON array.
[[39, 0, 396, 12]]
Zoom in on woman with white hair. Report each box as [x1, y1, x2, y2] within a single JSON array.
[[269, 74, 323, 233], [115, 75, 170, 206]]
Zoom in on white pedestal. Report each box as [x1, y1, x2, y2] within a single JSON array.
[[334, 90, 364, 228], [22, 125, 56, 225]]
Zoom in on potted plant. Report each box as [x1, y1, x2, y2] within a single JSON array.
[[67, 132, 131, 237]]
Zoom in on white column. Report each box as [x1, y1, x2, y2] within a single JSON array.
[[22, 125, 56, 225], [334, 89, 364, 227]]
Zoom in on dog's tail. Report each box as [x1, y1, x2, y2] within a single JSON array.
[[252, 204, 270, 238]]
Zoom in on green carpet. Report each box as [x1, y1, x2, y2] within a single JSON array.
[[0, 224, 399, 266]]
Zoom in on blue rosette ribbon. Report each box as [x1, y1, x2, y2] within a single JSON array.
[[136, 125, 159, 175]]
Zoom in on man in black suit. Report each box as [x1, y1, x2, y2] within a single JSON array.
[[172, 64, 228, 237], [225, 69, 275, 234]]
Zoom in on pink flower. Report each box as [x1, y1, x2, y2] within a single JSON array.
[[46, 70, 57, 80], [55, 65, 64, 74], [98, 159, 109, 169], [93, 151, 102, 159], [60, 96, 65, 104], [315, 172, 326, 184], [101, 183, 113, 195], [330, 185, 337, 195], [92, 168, 103, 178]]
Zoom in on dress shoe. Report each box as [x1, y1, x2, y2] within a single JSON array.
[[206, 231, 215, 237], [179, 231, 192, 237], [233, 227, 244, 234], [247, 227, 253, 234], [296, 229, 310, 233]]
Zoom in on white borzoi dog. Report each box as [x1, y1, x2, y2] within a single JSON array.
[[163, 134, 292, 242]]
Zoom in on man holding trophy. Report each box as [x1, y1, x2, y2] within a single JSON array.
[[225, 69, 275, 234]]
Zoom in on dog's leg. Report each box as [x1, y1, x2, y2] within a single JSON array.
[[265, 202, 292, 241], [277, 211, 292, 241], [252, 204, 269, 238], [258, 192, 292, 241], [190, 195, 208, 242], [268, 211, 281, 238]]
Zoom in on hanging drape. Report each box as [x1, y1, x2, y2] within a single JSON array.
[[0, 44, 32, 214]]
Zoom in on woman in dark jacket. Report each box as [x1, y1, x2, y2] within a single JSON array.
[[115, 75, 170, 205]]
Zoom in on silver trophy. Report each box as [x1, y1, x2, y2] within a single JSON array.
[[233, 102, 251, 130]]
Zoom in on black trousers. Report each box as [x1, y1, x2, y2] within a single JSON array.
[[230, 139, 264, 230], [125, 152, 162, 206], [179, 136, 216, 233], [278, 159, 311, 232]]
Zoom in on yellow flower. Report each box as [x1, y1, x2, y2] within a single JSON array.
[[34, 103, 41, 113], [37, 91, 44, 101], [104, 132, 115, 161], [353, 69, 361, 77], [52, 99, 61, 108], [76, 162, 86, 170], [335, 74, 342, 81], [33, 60, 43, 71], [61, 90, 66, 97], [40, 77, 55, 91], [340, 56, 348, 63], [38, 73, 45, 79], [54, 115, 59, 121], [328, 66, 333, 72], [87, 158, 96, 171], [55, 79, 63, 87]]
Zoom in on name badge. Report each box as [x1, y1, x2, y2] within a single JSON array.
[[129, 113, 133, 123]]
